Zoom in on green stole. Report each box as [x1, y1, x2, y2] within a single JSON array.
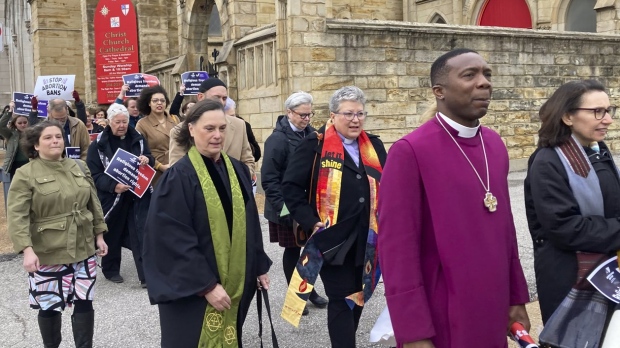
[[188, 147, 247, 348]]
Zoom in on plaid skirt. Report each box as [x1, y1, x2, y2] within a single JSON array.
[[268, 221, 298, 248], [28, 255, 97, 312]]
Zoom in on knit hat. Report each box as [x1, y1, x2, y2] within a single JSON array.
[[198, 78, 227, 93]]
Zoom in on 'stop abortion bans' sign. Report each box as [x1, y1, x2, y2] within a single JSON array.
[[94, 0, 140, 104], [33, 75, 76, 101]]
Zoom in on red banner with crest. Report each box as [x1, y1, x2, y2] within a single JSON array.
[[94, 0, 140, 104]]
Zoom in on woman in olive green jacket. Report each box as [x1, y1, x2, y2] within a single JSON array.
[[8, 120, 108, 348]]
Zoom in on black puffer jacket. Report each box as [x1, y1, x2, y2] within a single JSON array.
[[261, 115, 315, 225]]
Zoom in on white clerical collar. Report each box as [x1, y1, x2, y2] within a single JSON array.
[[288, 120, 302, 132], [437, 112, 479, 138], [337, 131, 356, 145]]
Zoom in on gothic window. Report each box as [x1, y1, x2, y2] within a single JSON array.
[[208, 5, 222, 37], [430, 14, 447, 24], [478, 0, 532, 29], [565, 0, 596, 32]]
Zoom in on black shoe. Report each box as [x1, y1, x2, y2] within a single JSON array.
[[38, 313, 62, 348], [106, 274, 124, 283], [302, 307, 309, 316], [72, 311, 94, 348], [140, 281, 147, 289], [309, 294, 328, 308]]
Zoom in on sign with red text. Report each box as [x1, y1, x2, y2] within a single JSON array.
[[94, 0, 140, 104], [104, 148, 155, 198]]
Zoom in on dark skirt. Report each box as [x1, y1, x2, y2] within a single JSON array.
[[268, 221, 297, 248]]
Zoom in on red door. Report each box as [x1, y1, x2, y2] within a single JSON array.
[[478, 0, 532, 29]]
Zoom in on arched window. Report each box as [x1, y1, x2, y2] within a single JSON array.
[[565, 0, 596, 32], [478, 0, 532, 29], [208, 5, 222, 37], [431, 14, 447, 24]]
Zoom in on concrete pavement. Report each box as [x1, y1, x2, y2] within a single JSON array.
[[0, 169, 537, 347]]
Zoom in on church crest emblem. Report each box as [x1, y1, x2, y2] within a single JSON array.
[[121, 4, 130, 16]]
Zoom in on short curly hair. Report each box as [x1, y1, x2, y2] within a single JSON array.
[[137, 85, 170, 115], [21, 120, 65, 159], [175, 99, 225, 152]]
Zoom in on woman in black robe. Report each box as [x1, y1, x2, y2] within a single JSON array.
[[142, 99, 271, 348]]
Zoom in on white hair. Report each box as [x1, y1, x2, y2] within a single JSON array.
[[224, 97, 236, 112], [285, 91, 313, 111], [329, 86, 366, 112], [107, 103, 129, 121]]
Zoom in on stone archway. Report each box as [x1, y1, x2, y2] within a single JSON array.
[[428, 12, 448, 24], [185, 0, 226, 72]]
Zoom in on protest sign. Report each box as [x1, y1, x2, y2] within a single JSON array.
[[180, 71, 209, 95], [12, 92, 35, 116], [65, 147, 81, 159], [34, 75, 76, 101], [104, 148, 155, 198], [588, 256, 620, 303], [94, 0, 140, 103], [37, 100, 48, 118], [122, 74, 160, 97], [89, 133, 101, 142]]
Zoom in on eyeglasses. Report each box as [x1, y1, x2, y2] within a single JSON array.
[[572, 106, 617, 120], [334, 111, 367, 121], [289, 110, 314, 119], [151, 98, 166, 104]]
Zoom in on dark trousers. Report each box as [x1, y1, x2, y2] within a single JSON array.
[[159, 296, 207, 348], [102, 200, 145, 281], [319, 247, 364, 348]]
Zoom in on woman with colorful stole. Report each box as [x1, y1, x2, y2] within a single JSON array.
[[525, 80, 620, 346], [142, 99, 272, 348], [281, 86, 387, 347]]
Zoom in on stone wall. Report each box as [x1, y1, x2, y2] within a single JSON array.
[[331, 0, 403, 20], [30, 0, 85, 94], [244, 17, 620, 162]]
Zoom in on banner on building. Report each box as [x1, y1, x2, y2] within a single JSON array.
[[94, 0, 140, 104], [122, 73, 160, 97], [104, 148, 155, 198], [33, 75, 76, 101], [180, 71, 209, 95]]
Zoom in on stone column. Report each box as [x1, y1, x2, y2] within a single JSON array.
[[30, 0, 86, 95], [81, 0, 98, 106]]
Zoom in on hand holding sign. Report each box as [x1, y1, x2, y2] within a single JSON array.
[[104, 148, 156, 198], [31, 95, 38, 110]]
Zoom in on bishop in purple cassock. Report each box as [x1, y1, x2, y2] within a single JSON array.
[[378, 49, 530, 348]]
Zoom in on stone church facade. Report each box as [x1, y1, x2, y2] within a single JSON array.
[[3, 0, 620, 163]]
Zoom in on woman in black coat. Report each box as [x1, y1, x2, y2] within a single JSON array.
[[86, 103, 155, 287], [282, 86, 387, 347], [525, 80, 620, 333]]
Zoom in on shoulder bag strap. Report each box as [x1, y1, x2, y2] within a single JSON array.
[[257, 288, 279, 348], [73, 159, 87, 176]]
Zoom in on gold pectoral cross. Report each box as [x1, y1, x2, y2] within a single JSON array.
[[484, 192, 498, 212]]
